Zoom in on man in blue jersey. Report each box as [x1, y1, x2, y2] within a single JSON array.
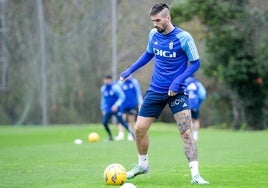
[[115, 76, 143, 141], [100, 74, 135, 141], [185, 76, 206, 141], [119, 3, 209, 184]]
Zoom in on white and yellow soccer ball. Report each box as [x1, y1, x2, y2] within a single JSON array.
[[120, 183, 137, 188], [88, 132, 100, 142], [103, 163, 127, 185]]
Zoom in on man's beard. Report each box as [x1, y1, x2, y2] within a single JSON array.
[[156, 23, 167, 33], [156, 27, 165, 33]]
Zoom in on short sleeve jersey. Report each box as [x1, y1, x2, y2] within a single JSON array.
[[146, 27, 200, 93]]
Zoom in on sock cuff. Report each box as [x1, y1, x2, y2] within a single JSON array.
[[138, 154, 148, 159], [189, 160, 198, 168]]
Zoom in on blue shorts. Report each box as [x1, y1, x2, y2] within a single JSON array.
[[123, 107, 138, 116], [191, 109, 200, 119], [138, 90, 190, 119]]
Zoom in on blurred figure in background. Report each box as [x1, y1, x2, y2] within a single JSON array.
[[115, 76, 143, 141], [185, 76, 206, 141], [100, 74, 135, 141]]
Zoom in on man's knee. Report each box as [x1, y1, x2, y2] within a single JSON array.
[[135, 122, 145, 134], [135, 123, 148, 135]]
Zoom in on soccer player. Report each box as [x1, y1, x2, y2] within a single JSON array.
[[185, 76, 206, 141], [119, 3, 209, 184], [100, 74, 135, 141], [115, 76, 143, 141]]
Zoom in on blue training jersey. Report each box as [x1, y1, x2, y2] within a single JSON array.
[[118, 78, 143, 109], [100, 82, 125, 112], [147, 27, 200, 93], [185, 77, 206, 109]]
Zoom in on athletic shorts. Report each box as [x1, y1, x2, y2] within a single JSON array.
[[138, 90, 190, 119], [191, 109, 199, 119], [123, 108, 138, 116]]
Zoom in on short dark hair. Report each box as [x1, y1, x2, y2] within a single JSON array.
[[150, 3, 170, 16], [103, 74, 112, 79]]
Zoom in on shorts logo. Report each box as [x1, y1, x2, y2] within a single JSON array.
[[170, 98, 188, 107]]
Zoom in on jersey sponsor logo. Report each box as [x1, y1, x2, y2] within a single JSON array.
[[153, 48, 176, 58]]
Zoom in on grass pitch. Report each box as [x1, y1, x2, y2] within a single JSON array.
[[0, 123, 267, 188]]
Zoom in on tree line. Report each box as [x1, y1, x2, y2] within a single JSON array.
[[0, 0, 267, 130]]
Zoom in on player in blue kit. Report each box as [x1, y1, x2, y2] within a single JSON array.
[[115, 76, 143, 141], [100, 74, 135, 141], [185, 76, 206, 141], [119, 3, 209, 184]]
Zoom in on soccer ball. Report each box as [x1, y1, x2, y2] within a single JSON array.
[[88, 132, 100, 142], [120, 183, 137, 188], [103, 163, 127, 185], [74, 139, 83, 144]]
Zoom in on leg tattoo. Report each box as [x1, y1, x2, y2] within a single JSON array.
[[174, 110, 198, 162]]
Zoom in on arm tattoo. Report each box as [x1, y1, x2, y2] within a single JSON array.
[[174, 110, 198, 162]]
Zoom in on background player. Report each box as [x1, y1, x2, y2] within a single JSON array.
[[185, 76, 206, 141], [100, 74, 135, 141], [119, 3, 209, 185], [115, 76, 143, 141]]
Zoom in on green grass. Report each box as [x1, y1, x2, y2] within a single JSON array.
[[0, 124, 268, 188]]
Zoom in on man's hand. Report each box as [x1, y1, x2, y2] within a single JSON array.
[[168, 90, 177, 96], [111, 105, 118, 112], [120, 70, 131, 81]]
